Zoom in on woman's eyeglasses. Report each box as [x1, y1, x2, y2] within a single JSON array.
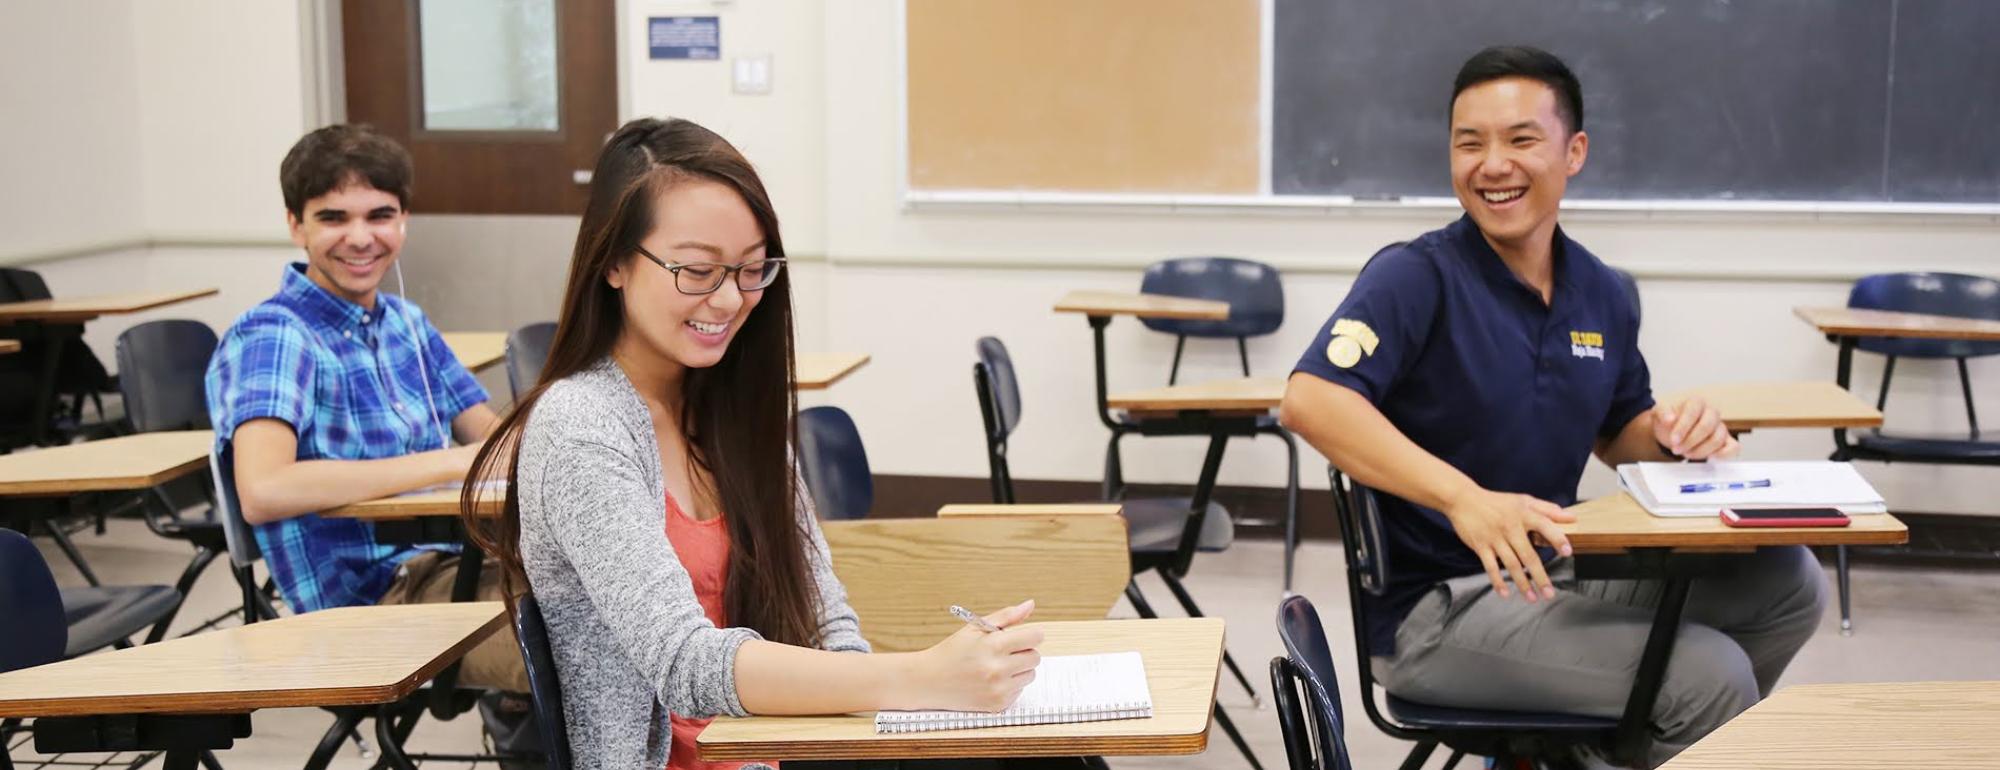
[[635, 246, 785, 296]]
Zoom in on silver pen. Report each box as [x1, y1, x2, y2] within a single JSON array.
[[949, 604, 1001, 633]]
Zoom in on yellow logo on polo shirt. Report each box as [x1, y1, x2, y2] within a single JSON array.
[[1569, 330, 1605, 361], [1326, 319, 1380, 369]]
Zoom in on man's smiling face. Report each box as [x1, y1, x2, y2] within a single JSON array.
[[1449, 76, 1588, 252]]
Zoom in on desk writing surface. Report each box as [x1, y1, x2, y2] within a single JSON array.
[[0, 603, 506, 718], [935, 503, 1125, 517], [322, 482, 504, 520], [1105, 377, 1286, 413], [1562, 493, 1906, 553], [0, 430, 214, 497], [1667, 381, 1883, 430], [0, 339, 18, 354], [797, 352, 871, 389], [1053, 291, 1230, 321], [1794, 305, 2000, 342], [698, 618, 1223, 761], [1660, 681, 2000, 769], [441, 332, 507, 374], [0, 288, 219, 324]]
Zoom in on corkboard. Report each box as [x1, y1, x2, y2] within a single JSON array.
[[906, 0, 1262, 194]]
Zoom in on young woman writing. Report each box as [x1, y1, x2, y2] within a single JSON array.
[[464, 118, 1041, 769]]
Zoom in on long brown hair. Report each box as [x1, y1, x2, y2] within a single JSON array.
[[463, 117, 820, 647]]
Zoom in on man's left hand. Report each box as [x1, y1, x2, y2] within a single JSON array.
[[1653, 396, 1740, 461]]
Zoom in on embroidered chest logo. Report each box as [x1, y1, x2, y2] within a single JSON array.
[[1326, 319, 1380, 369], [1569, 330, 1606, 361]]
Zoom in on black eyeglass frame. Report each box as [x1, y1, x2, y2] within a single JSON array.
[[634, 245, 787, 296]]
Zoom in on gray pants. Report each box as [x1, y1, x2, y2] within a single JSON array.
[[1375, 546, 1827, 768]]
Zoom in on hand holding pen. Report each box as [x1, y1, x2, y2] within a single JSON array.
[[906, 600, 1043, 713]]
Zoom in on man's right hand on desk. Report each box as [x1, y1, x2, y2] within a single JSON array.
[[1443, 487, 1575, 603]]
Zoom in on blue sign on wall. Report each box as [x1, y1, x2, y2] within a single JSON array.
[[649, 16, 720, 60]]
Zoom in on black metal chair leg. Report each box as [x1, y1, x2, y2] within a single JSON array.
[[1102, 431, 1128, 501], [146, 547, 219, 643], [1440, 748, 1466, 770], [1836, 544, 1853, 635], [234, 565, 259, 625], [1278, 428, 1300, 594], [1212, 701, 1264, 770], [1396, 741, 1439, 770], [1169, 335, 1187, 386], [1160, 573, 1259, 705], [305, 709, 365, 770], [40, 513, 101, 587], [372, 702, 418, 770], [196, 751, 223, 770], [1124, 581, 1160, 619]]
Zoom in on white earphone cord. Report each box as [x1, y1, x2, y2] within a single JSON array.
[[392, 258, 450, 451]]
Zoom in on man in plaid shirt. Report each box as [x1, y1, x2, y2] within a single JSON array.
[[205, 125, 526, 694]]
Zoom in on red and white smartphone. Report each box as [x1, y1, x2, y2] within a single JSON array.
[[1720, 507, 1852, 528]]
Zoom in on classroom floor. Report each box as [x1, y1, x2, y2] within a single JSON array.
[[11, 517, 2000, 770]]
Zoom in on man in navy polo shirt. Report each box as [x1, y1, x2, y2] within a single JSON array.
[[1279, 47, 1825, 767]]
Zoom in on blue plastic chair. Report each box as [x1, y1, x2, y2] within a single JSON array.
[[207, 441, 281, 625], [0, 529, 66, 675], [973, 336, 1263, 770], [1111, 257, 1303, 590], [1272, 595, 1354, 770], [505, 322, 558, 399], [1825, 272, 2000, 633], [513, 594, 573, 770], [1139, 257, 1286, 384], [1329, 467, 1617, 769], [115, 320, 262, 641], [0, 529, 204, 768], [797, 406, 874, 520]]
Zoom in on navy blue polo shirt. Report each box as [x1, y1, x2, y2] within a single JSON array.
[[1295, 215, 1654, 656]]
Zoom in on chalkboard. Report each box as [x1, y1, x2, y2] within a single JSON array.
[[1273, 0, 2000, 204]]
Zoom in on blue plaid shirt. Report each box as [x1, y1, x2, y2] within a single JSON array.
[[205, 262, 488, 613]]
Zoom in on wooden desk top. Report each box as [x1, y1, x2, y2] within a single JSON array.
[[1794, 305, 2000, 342], [321, 482, 504, 520], [0, 430, 214, 497], [1562, 493, 1907, 553], [1661, 681, 2000, 769], [699, 618, 1223, 761], [798, 352, 870, 390], [936, 503, 1125, 517], [441, 331, 507, 374], [1105, 377, 1285, 413], [0, 603, 505, 718], [1053, 291, 1230, 321], [1668, 381, 1883, 431], [0, 288, 218, 325], [0, 339, 17, 354]]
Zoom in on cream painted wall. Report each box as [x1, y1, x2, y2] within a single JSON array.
[[0, 3, 146, 263], [623, 0, 828, 254], [3, 0, 302, 367], [133, 0, 306, 241]]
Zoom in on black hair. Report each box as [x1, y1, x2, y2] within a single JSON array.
[[279, 124, 414, 218], [1452, 45, 1583, 134]]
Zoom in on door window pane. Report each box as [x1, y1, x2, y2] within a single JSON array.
[[419, 0, 559, 131]]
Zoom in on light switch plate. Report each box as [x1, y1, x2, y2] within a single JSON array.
[[732, 54, 772, 95]]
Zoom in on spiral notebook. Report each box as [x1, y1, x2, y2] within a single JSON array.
[[873, 652, 1154, 734]]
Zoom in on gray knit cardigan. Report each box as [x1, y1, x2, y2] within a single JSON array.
[[515, 358, 870, 768]]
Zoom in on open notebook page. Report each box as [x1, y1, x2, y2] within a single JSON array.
[[874, 651, 1153, 733]]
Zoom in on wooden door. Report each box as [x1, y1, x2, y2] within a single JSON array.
[[342, 0, 617, 215]]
